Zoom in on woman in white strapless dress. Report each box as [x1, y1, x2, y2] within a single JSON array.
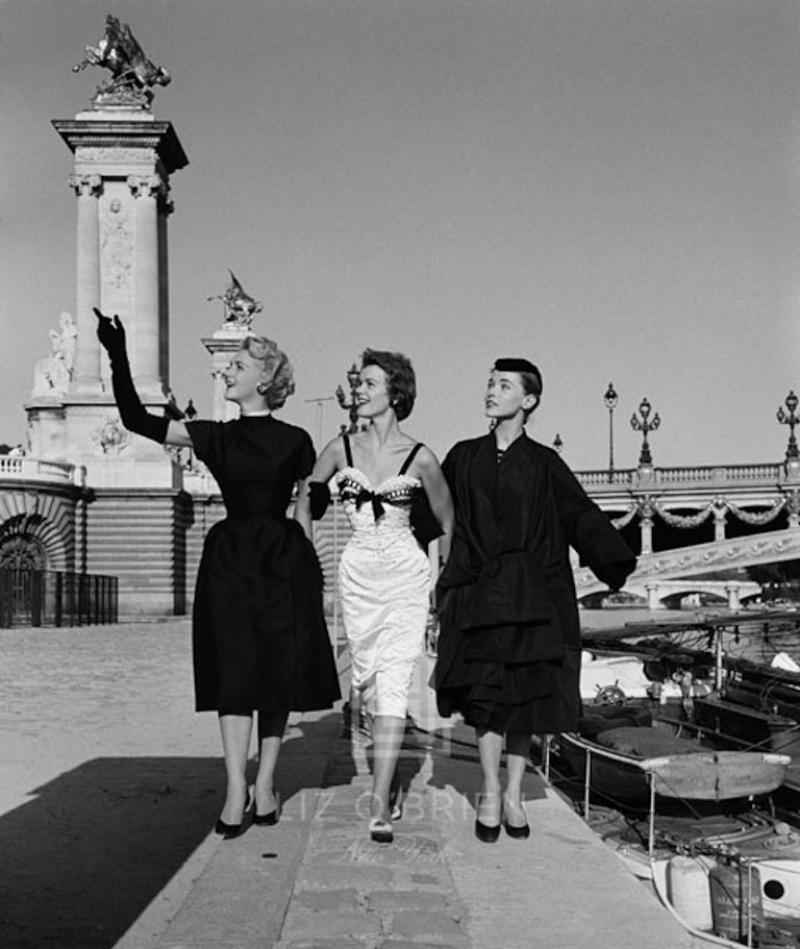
[[295, 349, 453, 843]]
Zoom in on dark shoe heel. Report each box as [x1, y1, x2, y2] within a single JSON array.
[[474, 819, 501, 843], [214, 817, 243, 839], [254, 789, 280, 825], [503, 820, 530, 839], [501, 795, 530, 839], [215, 790, 252, 839], [253, 808, 279, 826]]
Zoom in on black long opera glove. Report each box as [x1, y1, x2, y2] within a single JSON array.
[[94, 308, 169, 444], [308, 482, 331, 520]]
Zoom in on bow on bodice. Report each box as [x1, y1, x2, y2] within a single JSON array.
[[308, 476, 418, 524], [353, 488, 386, 521]]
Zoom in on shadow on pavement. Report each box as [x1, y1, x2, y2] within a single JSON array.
[[0, 711, 344, 949], [0, 755, 222, 949]]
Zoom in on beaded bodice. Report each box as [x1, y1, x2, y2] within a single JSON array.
[[337, 467, 421, 546]]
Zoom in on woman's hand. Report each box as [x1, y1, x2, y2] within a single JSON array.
[[94, 307, 127, 358]]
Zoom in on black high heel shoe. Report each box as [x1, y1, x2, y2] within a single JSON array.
[[253, 808, 279, 826], [501, 796, 530, 840], [215, 816, 245, 839], [214, 792, 252, 839], [474, 793, 501, 843], [503, 819, 530, 840], [253, 790, 280, 826], [474, 818, 501, 843]]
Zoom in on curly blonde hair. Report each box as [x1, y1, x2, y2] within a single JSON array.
[[241, 336, 295, 410]]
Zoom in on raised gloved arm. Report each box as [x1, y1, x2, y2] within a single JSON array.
[[94, 308, 169, 444]]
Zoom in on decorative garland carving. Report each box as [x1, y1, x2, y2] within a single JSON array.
[[655, 502, 714, 528], [608, 496, 786, 531], [611, 503, 638, 529], [784, 491, 800, 516], [726, 498, 785, 526]]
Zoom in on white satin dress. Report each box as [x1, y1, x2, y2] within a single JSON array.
[[337, 443, 431, 719]]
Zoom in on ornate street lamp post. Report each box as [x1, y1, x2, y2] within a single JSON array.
[[181, 398, 197, 467], [630, 397, 660, 466], [336, 363, 363, 434], [777, 390, 800, 460], [603, 382, 618, 482]]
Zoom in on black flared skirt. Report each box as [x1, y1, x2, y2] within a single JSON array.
[[192, 515, 340, 713]]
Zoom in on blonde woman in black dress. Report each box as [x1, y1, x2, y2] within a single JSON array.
[[96, 310, 340, 838]]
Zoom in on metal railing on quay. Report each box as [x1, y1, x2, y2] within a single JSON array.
[[0, 568, 118, 628]]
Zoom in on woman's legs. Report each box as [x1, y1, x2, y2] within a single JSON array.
[[503, 731, 531, 828], [475, 728, 503, 825], [254, 709, 289, 814], [371, 714, 406, 822], [218, 713, 253, 824]]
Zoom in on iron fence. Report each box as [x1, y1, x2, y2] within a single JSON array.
[[0, 569, 118, 628]]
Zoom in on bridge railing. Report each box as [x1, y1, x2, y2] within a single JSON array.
[[576, 462, 784, 489], [0, 569, 119, 628]]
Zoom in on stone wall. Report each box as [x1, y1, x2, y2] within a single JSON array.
[[85, 488, 193, 616]]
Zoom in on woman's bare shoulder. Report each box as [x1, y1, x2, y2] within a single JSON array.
[[316, 434, 346, 466]]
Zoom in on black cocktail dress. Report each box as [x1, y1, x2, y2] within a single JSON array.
[[189, 415, 340, 713]]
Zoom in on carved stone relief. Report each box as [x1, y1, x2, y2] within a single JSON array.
[[100, 196, 133, 289]]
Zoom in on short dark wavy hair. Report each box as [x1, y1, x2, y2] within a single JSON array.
[[361, 349, 416, 421]]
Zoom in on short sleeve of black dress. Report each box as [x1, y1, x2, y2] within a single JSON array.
[[186, 420, 227, 477], [186, 419, 315, 484], [294, 430, 315, 481]]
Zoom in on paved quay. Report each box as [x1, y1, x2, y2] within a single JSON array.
[[0, 619, 700, 949]]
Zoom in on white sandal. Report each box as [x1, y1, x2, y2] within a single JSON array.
[[369, 817, 394, 844]]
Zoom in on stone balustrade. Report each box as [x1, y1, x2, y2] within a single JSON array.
[[0, 457, 77, 485], [576, 462, 786, 490]]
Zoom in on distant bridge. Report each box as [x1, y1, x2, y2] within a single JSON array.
[[574, 527, 800, 607], [576, 459, 800, 555]]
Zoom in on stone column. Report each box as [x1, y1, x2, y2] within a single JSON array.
[[638, 498, 655, 555], [713, 499, 728, 541], [210, 367, 239, 422], [128, 174, 163, 396], [725, 583, 741, 611], [645, 583, 662, 610], [202, 325, 251, 421], [786, 492, 800, 529], [69, 173, 103, 396]]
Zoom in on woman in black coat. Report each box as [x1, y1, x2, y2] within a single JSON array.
[[435, 358, 636, 843]]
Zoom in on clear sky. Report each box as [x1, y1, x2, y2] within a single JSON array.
[[2, 0, 800, 470]]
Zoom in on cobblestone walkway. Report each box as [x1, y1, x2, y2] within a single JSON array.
[[273, 736, 472, 949]]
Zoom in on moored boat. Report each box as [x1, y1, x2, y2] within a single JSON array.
[[554, 714, 790, 808]]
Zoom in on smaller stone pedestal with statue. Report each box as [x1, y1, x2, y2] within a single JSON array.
[[202, 271, 264, 422]]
